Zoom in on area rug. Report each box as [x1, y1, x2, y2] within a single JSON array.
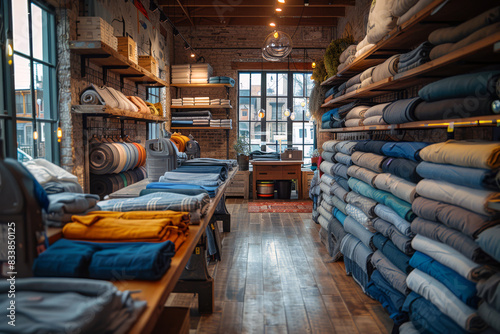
[[248, 201, 313, 213]]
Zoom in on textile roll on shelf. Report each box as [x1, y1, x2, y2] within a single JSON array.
[[89, 140, 146, 175]]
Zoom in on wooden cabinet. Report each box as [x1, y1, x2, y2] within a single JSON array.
[[301, 169, 315, 200], [225, 170, 250, 199]]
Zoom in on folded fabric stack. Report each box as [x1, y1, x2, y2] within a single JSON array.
[[324, 86, 337, 104], [171, 110, 212, 127], [221, 99, 231, 107], [362, 103, 390, 126], [62, 210, 190, 250], [309, 169, 321, 223], [399, 140, 500, 333], [90, 168, 147, 199], [194, 97, 210, 105], [182, 97, 195, 106], [337, 44, 358, 73], [394, 0, 434, 25], [366, 0, 397, 45], [0, 278, 146, 333], [250, 151, 281, 161], [355, 37, 376, 58], [44, 193, 100, 227], [33, 238, 176, 280], [429, 6, 500, 60], [181, 157, 237, 170], [191, 63, 213, 84], [171, 64, 191, 84], [210, 99, 221, 105], [210, 119, 221, 127], [209, 76, 235, 86], [80, 84, 139, 112], [345, 105, 371, 128], [23, 158, 83, 194], [221, 119, 232, 128], [172, 98, 183, 106], [397, 41, 433, 73]]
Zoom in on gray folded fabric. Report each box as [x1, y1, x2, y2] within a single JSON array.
[[345, 84, 361, 95], [478, 302, 500, 332], [373, 173, 417, 204], [345, 106, 370, 120], [430, 22, 500, 60], [477, 273, 500, 311], [337, 57, 355, 72], [365, 103, 391, 118], [45, 206, 100, 227], [318, 206, 334, 224], [329, 217, 348, 262], [375, 204, 413, 237], [411, 217, 493, 264], [391, 0, 419, 17], [322, 140, 341, 152], [332, 163, 349, 179], [340, 233, 374, 275], [334, 152, 353, 166], [411, 197, 498, 239], [346, 73, 362, 89], [351, 151, 386, 173], [331, 181, 349, 202], [371, 250, 409, 295], [360, 66, 376, 82], [372, 55, 400, 82], [360, 77, 374, 88], [428, 6, 500, 45], [321, 173, 336, 186], [383, 97, 422, 124], [477, 225, 500, 263], [366, 0, 397, 44], [331, 194, 348, 215], [347, 165, 378, 186], [413, 96, 499, 121], [372, 217, 414, 255], [336, 141, 358, 155], [344, 215, 375, 249], [320, 161, 336, 176], [346, 191, 378, 218], [397, 59, 429, 73], [345, 118, 363, 127], [45, 193, 100, 226], [321, 200, 334, 214], [340, 44, 358, 63], [362, 116, 387, 126], [320, 182, 333, 197], [321, 151, 336, 162], [397, 0, 434, 25], [43, 181, 83, 194]]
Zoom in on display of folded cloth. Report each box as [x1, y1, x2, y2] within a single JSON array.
[[413, 96, 499, 121], [171, 120, 193, 127], [159, 172, 222, 187], [33, 238, 176, 280], [382, 97, 422, 124], [345, 118, 363, 127], [373, 233, 413, 275], [340, 233, 374, 290], [476, 273, 500, 311], [372, 217, 413, 255], [351, 151, 386, 173], [353, 140, 388, 155], [372, 55, 400, 82], [146, 182, 218, 198], [477, 225, 500, 263], [221, 99, 231, 106], [209, 76, 235, 86], [366, 0, 397, 44], [478, 301, 500, 332], [419, 70, 500, 102], [23, 158, 80, 187], [210, 99, 221, 105], [382, 157, 422, 184], [346, 73, 362, 89], [344, 213, 376, 247], [172, 110, 212, 118], [397, 0, 434, 25], [381, 142, 429, 162], [364, 103, 390, 118], [397, 41, 433, 73], [375, 204, 413, 238], [0, 278, 146, 334], [339, 44, 357, 64], [43, 180, 83, 194], [172, 165, 228, 181], [347, 165, 379, 187], [62, 210, 190, 249], [407, 269, 488, 332], [373, 173, 417, 204], [362, 116, 387, 125], [80, 84, 138, 112], [430, 21, 500, 60], [371, 250, 409, 295], [181, 157, 237, 169], [44, 193, 100, 227]]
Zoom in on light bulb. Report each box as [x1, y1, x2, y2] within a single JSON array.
[[7, 43, 13, 57], [301, 101, 306, 107], [190, 53, 196, 58], [278, 0, 285, 3], [33, 131, 38, 140], [273, 32, 279, 39], [269, 22, 276, 27], [312, 62, 316, 68], [290, 112, 296, 120], [57, 127, 63, 139], [275, 8, 282, 12], [258, 109, 265, 118], [284, 108, 291, 117], [310, 76, 314, 80]]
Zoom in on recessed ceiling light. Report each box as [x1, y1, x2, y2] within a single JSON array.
[[270, 22, 276, 27], [278, 0, 285, 3], [275, 8, 282, 12]]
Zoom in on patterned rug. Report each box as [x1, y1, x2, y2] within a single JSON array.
[[248, 201, 313, 213]]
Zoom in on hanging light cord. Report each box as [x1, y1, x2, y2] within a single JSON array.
[[291, 6, 305, 40]]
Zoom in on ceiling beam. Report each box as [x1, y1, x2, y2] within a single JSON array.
[[175, 0, 195, 26], [232, 62, 314, 71], [166, 6, 345, 18], [174, 17, 337, 26], [159, 0, 355, 7]]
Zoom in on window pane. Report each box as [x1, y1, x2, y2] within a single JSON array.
[[250, 122, 262, 150], [267, 122, 287, 152], [250, 97, 261, 121], [239, 97, 250, 120], [37, 121, 54, 160], [32, 4, 54, 64], [266, 97, 287, 121], [304, 122, 314, 144], [305, 98, 311, 121], [14, 55, 32, 117], [239, 73, 250, 96], [293, 98, 306, 121], [251, 73, 261, 96], [12, 0, 30, 55], [34, 62, 55, 120], [277, 73, 288, 96], [293, 73, 304, 96], [239, 122, 249, 140], [306, 73, 314, 97], [292, 123, 304, 144], [266, 73, 276, 96], [16, 120, 34, 160]]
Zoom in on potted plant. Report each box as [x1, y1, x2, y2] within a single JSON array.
[[311, 149, 320, 166], [234, 136, 250, 171]]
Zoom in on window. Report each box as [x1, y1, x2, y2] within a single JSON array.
[[12, 0, 58, 162], [237, 71, 315, 164], [147, 87, 161, 139]]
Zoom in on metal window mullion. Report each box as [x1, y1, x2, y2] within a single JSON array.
[[260, 71, 266, 151], [27, 0, 38, 158]]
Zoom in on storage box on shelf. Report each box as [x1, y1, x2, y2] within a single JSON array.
[[76, 16, 117, 50], [117, 36, 138, 64], [138, 55, 159, 77]]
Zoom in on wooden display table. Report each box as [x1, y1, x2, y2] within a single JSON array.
[[250, 160, 303, 200]]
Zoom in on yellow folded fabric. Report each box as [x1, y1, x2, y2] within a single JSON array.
[[145, 102, 159, 115], [170, 133, 190, 152], [419, 140, 500, 169], [154, 102, 163, 116], [63, 211, 190, 249]]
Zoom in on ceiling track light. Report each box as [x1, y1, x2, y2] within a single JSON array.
[[278, 0, 285, 3], [275, 7, 282, 12], [269, 22, 276, 27]]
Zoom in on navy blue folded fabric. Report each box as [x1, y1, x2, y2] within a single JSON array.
[[33, 239, 175, 281], [381, 142, 430, 162], [366, 270, 408, 325], [373, 233, 413, 274], [419, 71, 500, 102], [353, 141, 389, 155], [403, 292, 469, 334], [382, 97, 422, 124], [397, 42, 434, 73], [382, 157, 422, 183], [413, 96, 499, 121], [344, 256, 371, 291], [409, 252, 479, 308], [322, 120, 331, 129], [325, 86, 337, 98], [322, 108, 341, 122]]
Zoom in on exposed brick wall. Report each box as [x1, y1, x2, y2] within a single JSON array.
[[173, 25, 333, 159], [335, 0, 371, 41]]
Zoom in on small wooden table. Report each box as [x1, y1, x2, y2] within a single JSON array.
[[250, 160, 303, 200]]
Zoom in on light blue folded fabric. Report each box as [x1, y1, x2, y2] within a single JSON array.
[[374, 204, 413, 237], [340, 233, 373, 276], [344, 215, 375, 250], [416, 161, 493, 190], [477, 225, 500, 263]]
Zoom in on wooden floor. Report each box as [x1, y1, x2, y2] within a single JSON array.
[[166, 198, 393, 334]]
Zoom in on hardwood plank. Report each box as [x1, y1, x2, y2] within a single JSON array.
[[284, 304, 312, 334], [263, 291, 287, 327], [196, 311, 223, 334], [242, 294, 265, 334], [265, 326, 288, 334], [220, 301, 244, 334], [302, 293, 336, 334], [322, 294, 360, 334]]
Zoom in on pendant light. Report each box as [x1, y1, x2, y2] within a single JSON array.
[[290, 112, 296, 120], [258, 109, 266, 118], [283, 108, 291, 117]]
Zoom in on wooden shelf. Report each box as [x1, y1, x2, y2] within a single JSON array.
[[69, 40, 168, 87], [170, 83, 233, 88], [321, 31, 500, 108], [319, 115, 500, 133], [72, 105, 166, 122], [171, 126, 232, 130], [171, 105, 232, 109], [320, 0, 500, 86]]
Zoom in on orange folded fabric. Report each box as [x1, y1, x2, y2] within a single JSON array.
[[170, 133, 191, 152], [127, 96, 149, 114], [63, 211, 190, 250]]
